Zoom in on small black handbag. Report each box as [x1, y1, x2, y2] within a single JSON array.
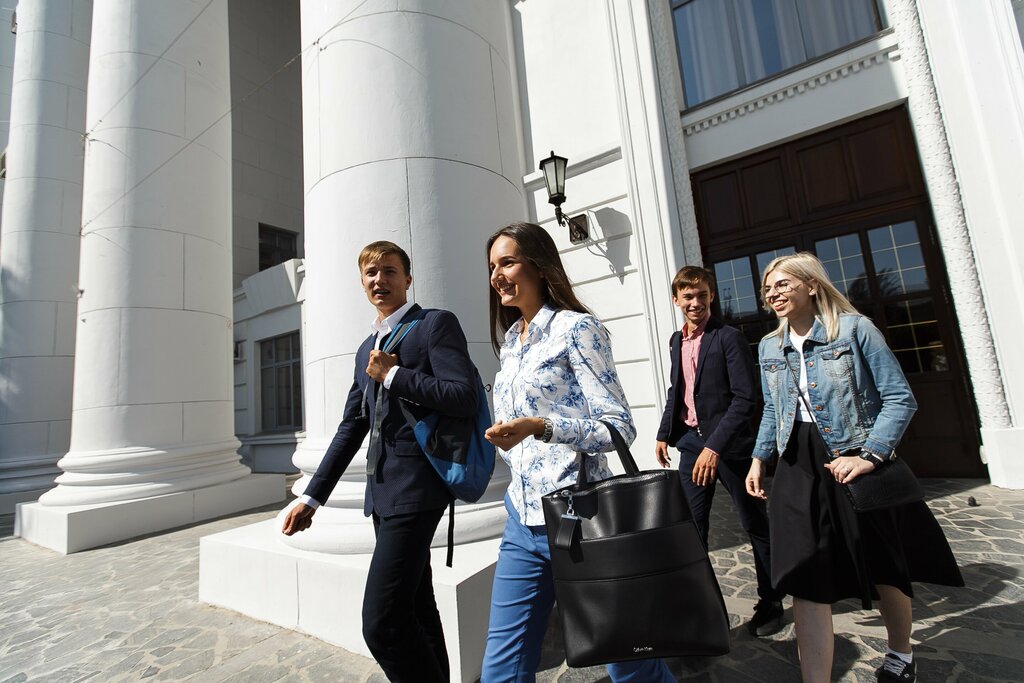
[[541, 421, 731, 667], [787, 362, 923, 512], [842, 456, 923, 512]]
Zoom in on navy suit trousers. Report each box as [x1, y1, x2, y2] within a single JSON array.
[[677, 430, 783, 603], [363, 506, 449, 682]]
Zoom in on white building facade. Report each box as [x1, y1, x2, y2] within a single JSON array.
[[1, 0, 1023, 679]]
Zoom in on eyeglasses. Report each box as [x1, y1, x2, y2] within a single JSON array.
[[761, 279, 798, 299]]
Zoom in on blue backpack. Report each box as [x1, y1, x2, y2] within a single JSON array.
[[378, 316, 495, 504], [400, 369, 495, 504]]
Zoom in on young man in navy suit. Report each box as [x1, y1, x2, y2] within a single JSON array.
[[655, 265, 785, 637], [282, 241, 478, 682]]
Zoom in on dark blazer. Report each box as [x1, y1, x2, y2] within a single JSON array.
[[304, 305, 478, 517], [656, 316, 758, 459]]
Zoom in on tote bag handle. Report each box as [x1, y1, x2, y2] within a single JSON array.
[[575, 419, 640, 486]]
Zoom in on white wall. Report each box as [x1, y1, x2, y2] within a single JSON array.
[[514, 0, 672, 467], [915, 0, 1024, 487], [228, 0, 303, 288]]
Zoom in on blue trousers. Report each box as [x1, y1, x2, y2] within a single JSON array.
[[481, 497, 675, 683]]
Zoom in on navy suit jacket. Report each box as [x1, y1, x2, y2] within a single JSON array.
[[304, 305, 478, 517], [656, 316, 758, 459]]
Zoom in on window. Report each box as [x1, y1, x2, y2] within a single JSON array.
[[260, 331, 302, 431], [672, 0, 886, 108], [258, 224, 298, 271]]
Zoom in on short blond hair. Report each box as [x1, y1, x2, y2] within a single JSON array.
[[358, 241, 410, 275]]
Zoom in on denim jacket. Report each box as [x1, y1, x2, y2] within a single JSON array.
[[752, 314, 917, 462]]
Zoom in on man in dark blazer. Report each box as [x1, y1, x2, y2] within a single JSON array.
[[655, 265, 785, 637], [282, 241, 478, 682]]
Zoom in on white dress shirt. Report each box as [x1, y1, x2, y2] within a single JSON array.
[[301, 301, 416, 509]]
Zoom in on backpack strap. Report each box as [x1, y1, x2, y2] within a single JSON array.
[[364, 318, 422, 477], [446, 500, 455, 568]]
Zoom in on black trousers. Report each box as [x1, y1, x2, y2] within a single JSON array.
[[676, 430, 783, 603], [363, 506, 449, 682]]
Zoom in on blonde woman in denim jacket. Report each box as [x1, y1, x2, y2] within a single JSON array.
[[745, 253, 962, 683]]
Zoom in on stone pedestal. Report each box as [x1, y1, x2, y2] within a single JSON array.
[[200, 519, 500, 683]]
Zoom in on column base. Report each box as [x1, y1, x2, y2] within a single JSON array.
[[199, 519, 499, 683], [981, 426, 1024, 488], [15, 474, 285, 554]]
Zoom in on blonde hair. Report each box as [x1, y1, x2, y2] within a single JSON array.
[[358, 241, 411, 275], [761, 252, 858, 343]]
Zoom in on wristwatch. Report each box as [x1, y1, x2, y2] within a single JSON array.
[[536, 418, 554, 443], [859, 450, 886, 466]]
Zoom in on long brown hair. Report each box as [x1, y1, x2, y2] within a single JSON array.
[[486, 222, 591, 353]]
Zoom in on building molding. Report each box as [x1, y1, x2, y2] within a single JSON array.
[[522, 143, 622, 191], [889, 0, 1011, 435], [682, 45, 901, 137], [643, 0, 702, 267]]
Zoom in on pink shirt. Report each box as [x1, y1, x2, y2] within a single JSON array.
[[679, 316, 709, 428]]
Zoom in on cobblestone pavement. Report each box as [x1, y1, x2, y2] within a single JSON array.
[[1, 479, 1021, 682]]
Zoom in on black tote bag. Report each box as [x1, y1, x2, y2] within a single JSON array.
[[541, 421, 731, 667]]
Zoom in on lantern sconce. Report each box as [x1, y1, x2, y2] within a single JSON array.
[[539, 150, 589, 244]]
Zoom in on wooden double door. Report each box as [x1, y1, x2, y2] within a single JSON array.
[[692, 108, 983, 476]]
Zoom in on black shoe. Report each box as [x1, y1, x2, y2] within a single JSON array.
[[746, 599, 784, 637], [877, 653, 916, 682]]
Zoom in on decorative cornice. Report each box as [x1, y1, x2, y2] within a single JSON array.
[[682, 46, 901, 137]]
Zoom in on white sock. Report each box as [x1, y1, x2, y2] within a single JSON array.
[[887, 648, 913, 664]]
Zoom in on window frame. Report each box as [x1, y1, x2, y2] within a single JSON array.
[[670, 0, 889, 112], [258, 331, 303, 433], [258, 223, 299, 272]]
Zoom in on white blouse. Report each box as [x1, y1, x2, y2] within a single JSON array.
[[493, 304, 636, 526]]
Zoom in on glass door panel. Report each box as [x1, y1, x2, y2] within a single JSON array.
[[867, 221, 930, 295], [814, 233, 868, 302], [713, 256, 760, 320]]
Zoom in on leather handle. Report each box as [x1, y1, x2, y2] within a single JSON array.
[[575, 419, 639, 486], [601, 419, 640, 476]]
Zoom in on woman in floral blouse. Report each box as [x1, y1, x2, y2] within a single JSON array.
[[479, 222, 673, 683]]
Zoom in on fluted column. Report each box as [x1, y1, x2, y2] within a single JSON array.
[[17, 0, 282, 553], [281, 0, 523, 553], [0, 0, 91, 512], [889, 0, 1012, 437]]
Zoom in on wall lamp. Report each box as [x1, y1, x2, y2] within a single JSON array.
[[539, 150, 589, 244]]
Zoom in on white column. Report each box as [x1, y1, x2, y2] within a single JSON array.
[[16, 0, 282, 553], [900, 0, 1024, 488], [200, 3, 524, 681], [0, 5, 17, 212], [283, 0, 521, 554], [0, 0, 91, 513], [888, 0, 1018, 480]]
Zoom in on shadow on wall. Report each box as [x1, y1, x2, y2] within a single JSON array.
[[583, 207, 632, 284]]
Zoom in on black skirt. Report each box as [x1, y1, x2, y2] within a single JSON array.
[[769, 421, 964, 609]]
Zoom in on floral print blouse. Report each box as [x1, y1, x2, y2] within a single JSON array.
[[493, 304, 636, 526]]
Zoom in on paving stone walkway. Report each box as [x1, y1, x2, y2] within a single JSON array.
[[1, 479, 1021, 682]]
